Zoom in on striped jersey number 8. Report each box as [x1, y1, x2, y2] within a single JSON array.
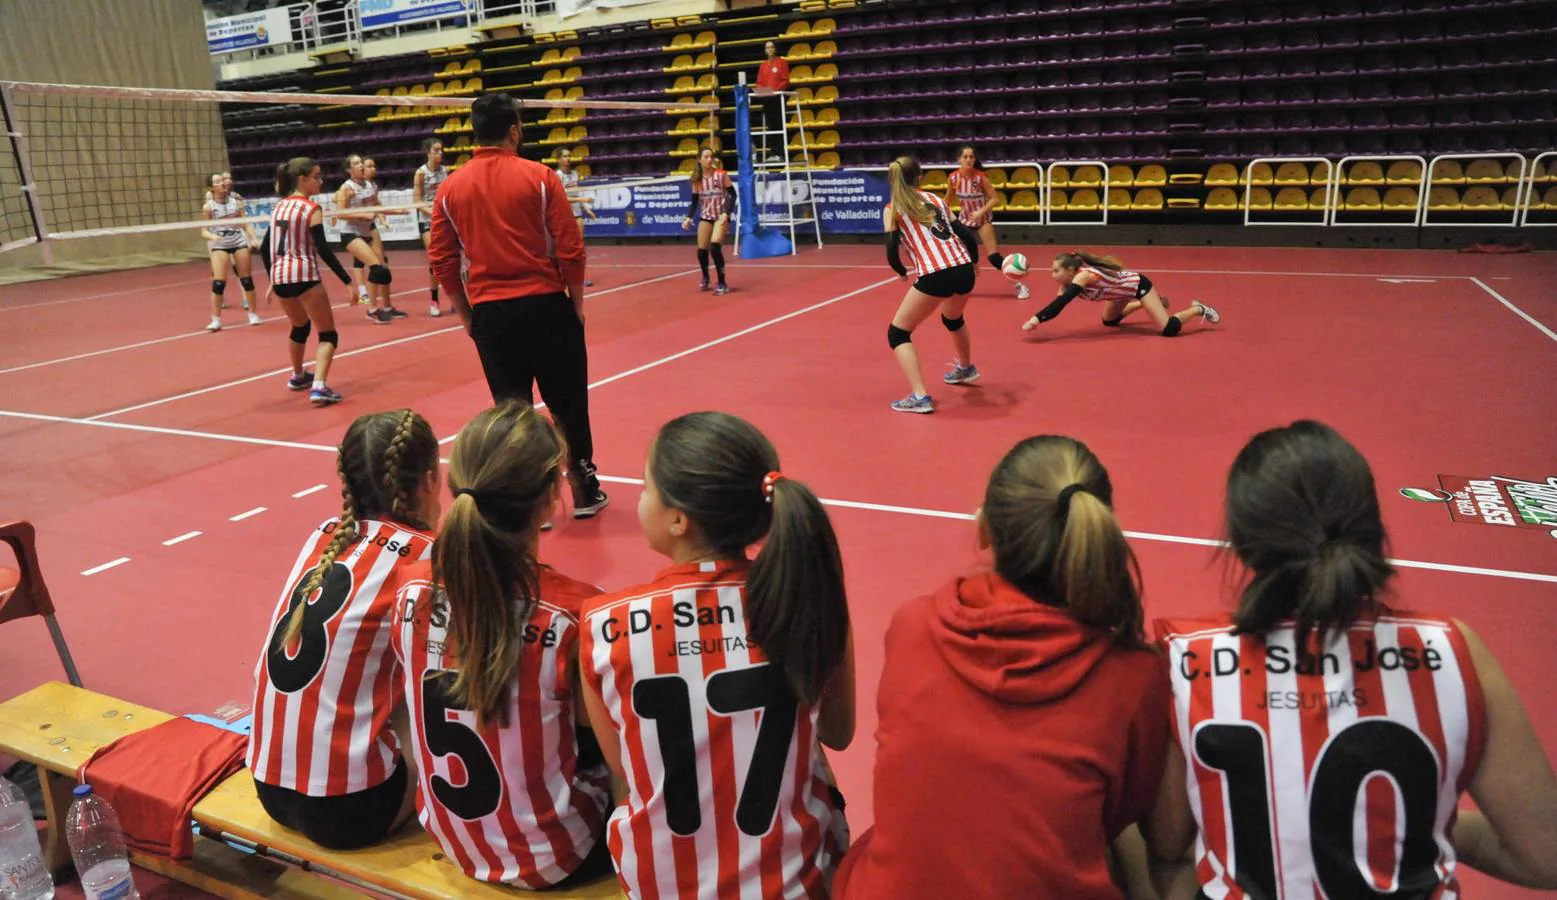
[[266, 562, 353, 694], [928, 207, 953, 241], [1195, 718, 1442, 898], [632, 663, 797, 838]]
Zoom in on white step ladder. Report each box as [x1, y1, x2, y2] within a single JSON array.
[[740, 90, 823, 255]]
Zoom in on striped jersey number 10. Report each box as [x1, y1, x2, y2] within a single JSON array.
[[1194, 718, 1443, 898]]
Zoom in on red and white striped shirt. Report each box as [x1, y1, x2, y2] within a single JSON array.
[[267, 196, 321, 285], [392, 563, 610, 887], [340, 179, 378, 237], [1076, 264, 1143, 303], [894, 191, 972, 276], [946, 168, 992, 227], [580, 560, 847, 900], [1155, 611, 1486, 900], [247, 517, 434, 796], [697, 169, 733, 221]]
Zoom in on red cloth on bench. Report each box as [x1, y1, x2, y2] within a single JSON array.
[[78, 717, 247, 860]]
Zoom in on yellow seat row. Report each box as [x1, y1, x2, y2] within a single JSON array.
[[794, 85, 839, 106], [788, 63, 838, 85], [665, 52, 717, 72], [667, 73, 718, 93], [538, 66, 583, 85], [781, 18, 837, 37], [786, 40, 837, 61], [541, 125, 588, 146], [665, 31, 716, 51], [1427, 185, 1531, 211]]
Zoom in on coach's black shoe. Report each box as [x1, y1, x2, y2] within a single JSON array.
[[699, 276, 710, 291], [714, 281, 729, 296], [570, 463, 609, 519]]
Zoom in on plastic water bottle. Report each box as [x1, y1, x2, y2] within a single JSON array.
[[63, 787, 138, 900], [0, 774, 53, 900]]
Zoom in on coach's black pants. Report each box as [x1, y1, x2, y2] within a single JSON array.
[[469, 292, 594, 468]]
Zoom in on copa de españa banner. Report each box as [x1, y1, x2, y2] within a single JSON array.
[[207, 7, 294, 55]]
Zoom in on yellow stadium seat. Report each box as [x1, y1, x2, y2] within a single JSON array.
[[814, 85, 838, 104], [564, 86, 583, 101], [541, 68, 562, 84], [671, 138, 699, 157], [1382, 187, 1419, 212], [1170, 172, 1203, 186], [1542, 186, 1557, 209], [1499, 187, 1520, 210], [464, 77, 482, 93], [1007, 166, 1040, 189], [1167, 197, 1201, 209], [813, 129, 839, 149], [816, 151, 840, 169], [815, 63, 838, 81], [991, 191, 1008, 211], [1386, 160, 1423, 185], [1346, 161, 1386, 186], [984, 167, 1006, 188], [921, 170, 948, 189], [1070, 165, 1103, 188], [539, 48, 562, 65], [696, 73, 717, 91], [811, 17, 836, 33], [1531, 159, 1552, 182], [790, 42, 813, 60], [668, 75, 695, 94], [1205, 163, 1239, 186], [676, 157, 697, 174], [542, 127, 568, 145], [814, 107, 839, 126], [1008, 190, 1039, 211], [693, 31, 716, 48], [374, 87, 390, 97], [668, 33, 693, 50], [1108, 164, 1134, 187], [574, 163, 590, 178], [1049, 188, 1069, 209], [1427, 186, 1461, 210], [1464, 159, 1505, 184], [668, 54, 694, 71], [1310, 160, 1331, 184], [784, 20, 812, 37], [1134, 164, 1167, 187], [392, 85, 409, 97], [790, 65, 814, 83], [1131, 188, 1164, 210], [411, 83, 430, 97], [1274, 188, 1309, 210], [812, 40, 837, 58], [544, 88, 564, 102], [1048, 166, 1071, 188], [571, 144, 588, 159], [1344, 187, 1382, 211], [694, 52, 716, 69], [1247, 187, 1274, 211], [1069, 189, 1102, 211], [435, 60, 461, 77], [652, 17, 676, 28], [1205, 187, 1240, 210], [1461, 186, 1500, 210], [568, 125, 587, 142], [1247, 162, 1274, 186], [794, 87, 815, 105], [1274, 162, 1310, 186], [1431, 161, 1466, 184], [1309, 188, 1329, 210], [463, 58, 484, 72], [1107, 188, 1132, 210]]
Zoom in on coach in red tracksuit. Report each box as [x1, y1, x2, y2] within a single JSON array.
[[428, 92, 607, 518]]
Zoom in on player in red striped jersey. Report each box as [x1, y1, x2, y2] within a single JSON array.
[[681, 147, 735, 295], [579, 412, 855, 899], [884, 155, 983, 414], [945, 145, 1028, 300], [1146, 421, 1557, 897], [1023, 250, 1219, 337], [257, 158, 353, 406], [392, 402, 612, 888], [248, 409, 441, 850]]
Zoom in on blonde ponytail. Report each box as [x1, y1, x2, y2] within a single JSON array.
[[888, 156, 935, 226]]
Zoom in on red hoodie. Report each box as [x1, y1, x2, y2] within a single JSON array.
[[834, 573, 1170, 900]]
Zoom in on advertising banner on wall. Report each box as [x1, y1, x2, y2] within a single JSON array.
[[557, 0, 662, 20], [207, 7, 295, 55], [360, 0, 476, 31]]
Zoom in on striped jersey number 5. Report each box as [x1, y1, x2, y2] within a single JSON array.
[[929, 207, 953, 241], [633, 663, 797, 837], [421, 671, 503, 821], [266, 562, 353, 693], [1194, 719, 1442, 898]]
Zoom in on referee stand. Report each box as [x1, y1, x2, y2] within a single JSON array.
[[735, 79, 822, 257]]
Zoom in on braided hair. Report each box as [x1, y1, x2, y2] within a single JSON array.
[[278, 409, 438, 650]]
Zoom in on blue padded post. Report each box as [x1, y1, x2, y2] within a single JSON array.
[[735, 83, 793, 259]]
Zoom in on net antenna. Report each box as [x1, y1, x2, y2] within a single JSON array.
[[0, 80, 718, 252]]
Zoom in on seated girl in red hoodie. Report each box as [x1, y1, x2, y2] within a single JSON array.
[[833, 434, 1170, 899]]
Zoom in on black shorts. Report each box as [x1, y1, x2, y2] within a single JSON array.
[[913, 262, 977, 299], [417, 220, 431, 235], [273, 280, 319, 299], [211, 245, 244, 257], [340, 229, 374, 249], [254, 759, 407, 851], [1135, 274, 1154, 299]]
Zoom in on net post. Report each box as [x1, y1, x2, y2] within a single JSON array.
[[0, 82, 52, 262]]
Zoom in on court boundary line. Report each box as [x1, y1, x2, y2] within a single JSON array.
[[1467, 277, 1557, 342], [7, 414, 1550, 585]]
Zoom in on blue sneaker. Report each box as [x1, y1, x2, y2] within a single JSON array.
[[943, 363, 980, 385], [309, 386, 343, 406], [891, 393, 935, 414], [286, 370, 313, 391]]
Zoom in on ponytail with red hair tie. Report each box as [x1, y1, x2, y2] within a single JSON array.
[[762, 471, 784, 503]]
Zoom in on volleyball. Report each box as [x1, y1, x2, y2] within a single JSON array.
[[1002, 253, 1028, 278]]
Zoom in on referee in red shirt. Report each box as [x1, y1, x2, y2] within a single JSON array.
[[753, 41, 790, 159], [428, 93, 607, 518]]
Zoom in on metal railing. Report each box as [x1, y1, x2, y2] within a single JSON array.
[[210, 0, 567, 58]]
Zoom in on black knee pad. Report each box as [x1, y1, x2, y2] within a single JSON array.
[[1161, 317, 1183, 337], [288, 321, 312, 344], [239, 276, 255, 292], [941, 314, 965, 332], [353, 258, 365, 269], [211, 279, 226, 295], [318, 329, 339, 348], [887, 323, 913, 349], [368, 265, 392, 286], [1102, 316, 1124, 327]]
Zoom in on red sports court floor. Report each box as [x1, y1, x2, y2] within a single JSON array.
[[2, 243, 1555, 898]]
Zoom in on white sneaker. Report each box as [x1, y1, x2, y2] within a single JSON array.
[[429, 304, 442, 318], [247, 311, 263, 326], [357, 289, 371, 305], [1015, 281, 1030, 300], [206, 317, 222, 332], [1194, 300, 1221, 324]]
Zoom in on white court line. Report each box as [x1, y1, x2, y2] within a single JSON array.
[[292, 484, 328, 498], [0, 409, 336, 452], [0, 276, 212, 313], [82, 269, 696, 422], [735, 265, 1484, 279], [438, 274, 903, 444], [229, 506, 267, 521], [81, 557, 131, 576], [1468, 277, 1557, 342], [162, 531, 202, 546]]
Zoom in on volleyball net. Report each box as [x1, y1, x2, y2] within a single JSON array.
[[0, 80, 720, 258]]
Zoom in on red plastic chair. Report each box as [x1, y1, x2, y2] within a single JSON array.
[[0, 520, 82, 686]]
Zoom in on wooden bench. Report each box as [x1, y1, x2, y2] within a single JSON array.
[[0, 682, 624, 900]]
